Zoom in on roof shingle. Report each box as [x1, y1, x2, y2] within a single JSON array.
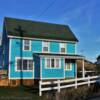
[[4, 17, 78, 42]]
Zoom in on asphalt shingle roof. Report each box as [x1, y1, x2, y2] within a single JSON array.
[[4, 17, 78, 42]]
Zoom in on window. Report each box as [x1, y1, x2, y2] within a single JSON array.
[[45, 58, 60, 69], [16, 59, 22, 70], [55, 59, 60, 68], [16, 58, 33, 71], [29, 60, 34, 70], [42, 41, 49, 52], [46, 58, 50, 68], [51, 59, 55, 68], [23, 40, 31, 51], [23, 60, 28, 70], [60, 43, 66, 53], [65, 62, 72, 70]]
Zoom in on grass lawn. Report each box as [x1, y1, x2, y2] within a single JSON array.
[[0, 84, 100, 100], [0, 86, 45, 100]]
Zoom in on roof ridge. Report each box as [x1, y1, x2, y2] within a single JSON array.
[[4, 17, 68, 27], [4, 17, 78, 42]]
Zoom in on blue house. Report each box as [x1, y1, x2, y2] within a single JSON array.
[[2, 17, 85, 86]]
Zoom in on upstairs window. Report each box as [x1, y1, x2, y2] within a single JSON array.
[[60, 43, 66, 53], [23, 40, 31, 51], [42, 41, 49, 52]]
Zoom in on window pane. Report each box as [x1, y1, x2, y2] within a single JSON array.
[[43, 42, 49, 52], [24, 45, 29, 50], [23, 60, 28, 70], [43, 47, 48, 52], [55, 59, 60, 68], [43, 42, 48, 47], [24, 40, 30, 50], [51, 59, 55, 68], [61, 48, 65, 53], [24, 40, 29, 45], [29, 60, 33, 70], [66, 63, 71, 70], [17, 59, 22, 70], [46, 59, 50, 68], [60, 43, 65, 47], [67, 63, 70, 69], [60, 43, 66, 53]]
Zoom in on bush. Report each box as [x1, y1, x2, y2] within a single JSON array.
[[43, 84, 100, 100]]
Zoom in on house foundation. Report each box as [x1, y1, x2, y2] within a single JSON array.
[[9, 79, 34, 86]]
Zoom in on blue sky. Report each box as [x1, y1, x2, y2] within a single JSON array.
[[0, 0, 100, 62]]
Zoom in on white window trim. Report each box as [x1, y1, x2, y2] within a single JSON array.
[[15, 57, 34, 72], [60, 43, 66, 54], [42, 41, 50, 53], [23, 40, 31, 51], [45, 58, 61, 69], [65, 62, 72, 71]]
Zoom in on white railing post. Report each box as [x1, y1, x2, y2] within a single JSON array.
[[38, 75, 98, 96], [39, 80, 42, 96], [57, 80, 60, 92], [82, 59, 85, 78], [88, 76, 90, 87], [75, 77, 77, 89]]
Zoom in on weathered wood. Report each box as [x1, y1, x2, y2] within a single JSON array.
[[0, 70, 7, 75], [0, 78, 9, 86], [0, 79, 34, 87]]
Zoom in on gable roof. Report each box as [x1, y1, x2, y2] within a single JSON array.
[[4, 17, 78, 42]]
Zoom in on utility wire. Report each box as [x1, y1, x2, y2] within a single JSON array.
[[38, 0, 56, 17]]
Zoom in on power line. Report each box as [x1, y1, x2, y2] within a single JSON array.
[[38, 0, 56, 17]]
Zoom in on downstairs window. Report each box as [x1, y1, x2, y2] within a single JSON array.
[[16, 58, 33, 71], [65, 62, 72, 70], [45, 58, 61, 69]]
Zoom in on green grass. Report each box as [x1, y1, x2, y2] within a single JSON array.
[[0, 86, 44, 100], [0, 84, 100, 100]]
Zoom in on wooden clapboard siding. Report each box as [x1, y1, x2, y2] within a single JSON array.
[[10, 79, 34, 86], [0, 78, 9, 86], [0, 79, 34, 87]]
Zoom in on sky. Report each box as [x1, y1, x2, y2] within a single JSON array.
[[0, 0, 100, 62]]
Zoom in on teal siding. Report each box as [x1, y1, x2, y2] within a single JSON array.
[[50, 42, 59, 53], [65, 62, 76, 78], [9, 38, 42, 79], [32, 40, 42, 52], [67, 43, 75, 54], [9, 38, 76, 79], [41, 57, 64, 79]]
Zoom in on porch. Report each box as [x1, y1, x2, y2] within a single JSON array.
[[34, 53, 85, 79]]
